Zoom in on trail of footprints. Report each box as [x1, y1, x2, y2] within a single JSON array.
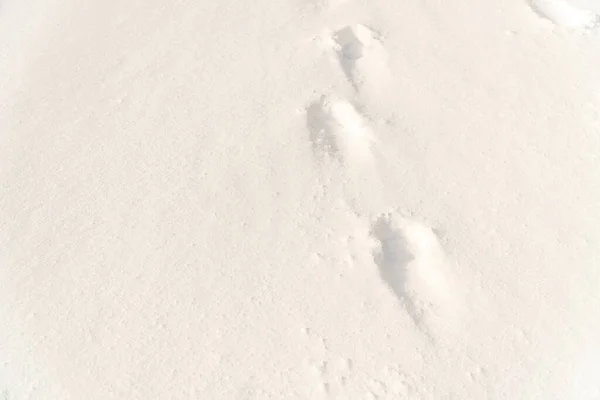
[[306, 23, 387, 167], [301, 0, 596, 396], [304, 17, 461, 335], [300, 9, 469, 400], [303, 0, 597, 333], [302, 14, 462, 397]]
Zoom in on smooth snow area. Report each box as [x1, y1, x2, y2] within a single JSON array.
[[1, 0, 599, 399]]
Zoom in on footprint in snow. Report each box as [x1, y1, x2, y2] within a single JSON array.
[[528, 0, 599, 29], [371, 213, 462, 335], [306, 95, 375, 165], [332, 25, 392, 102]]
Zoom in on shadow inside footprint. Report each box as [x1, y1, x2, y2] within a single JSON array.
[[372, 215, 423, 324], [306, 101, 339, 160], [334, 26, 366, 90]]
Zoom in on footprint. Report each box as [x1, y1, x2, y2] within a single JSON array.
[[371, 213, 461, 334], [306, 95, 375, 165], [528, 0, 599, 29], [332, 24, 392, 104]]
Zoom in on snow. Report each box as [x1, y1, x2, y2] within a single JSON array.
[[1, 0, 599, 398]]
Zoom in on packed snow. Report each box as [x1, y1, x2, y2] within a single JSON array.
[[1, 0, 599, 399]]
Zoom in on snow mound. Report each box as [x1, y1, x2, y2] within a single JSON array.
[[529, 0, 599, 29]]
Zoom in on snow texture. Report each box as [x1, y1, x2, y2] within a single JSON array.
[[1, 0, 600, 399]]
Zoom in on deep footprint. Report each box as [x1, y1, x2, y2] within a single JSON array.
[[306, 95, 375, 165], [333, 24, 391, 95], [371, 213, 460, 333]]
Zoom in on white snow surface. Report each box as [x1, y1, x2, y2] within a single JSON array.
[[1, 0, 600, 399]]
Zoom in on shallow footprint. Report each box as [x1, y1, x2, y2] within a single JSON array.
[[371, 213, 461, 335], [528, 0, 599, 29], [306, 95, 375, 165]]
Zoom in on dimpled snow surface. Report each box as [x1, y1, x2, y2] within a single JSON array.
[[1, 0, 599, 399]]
